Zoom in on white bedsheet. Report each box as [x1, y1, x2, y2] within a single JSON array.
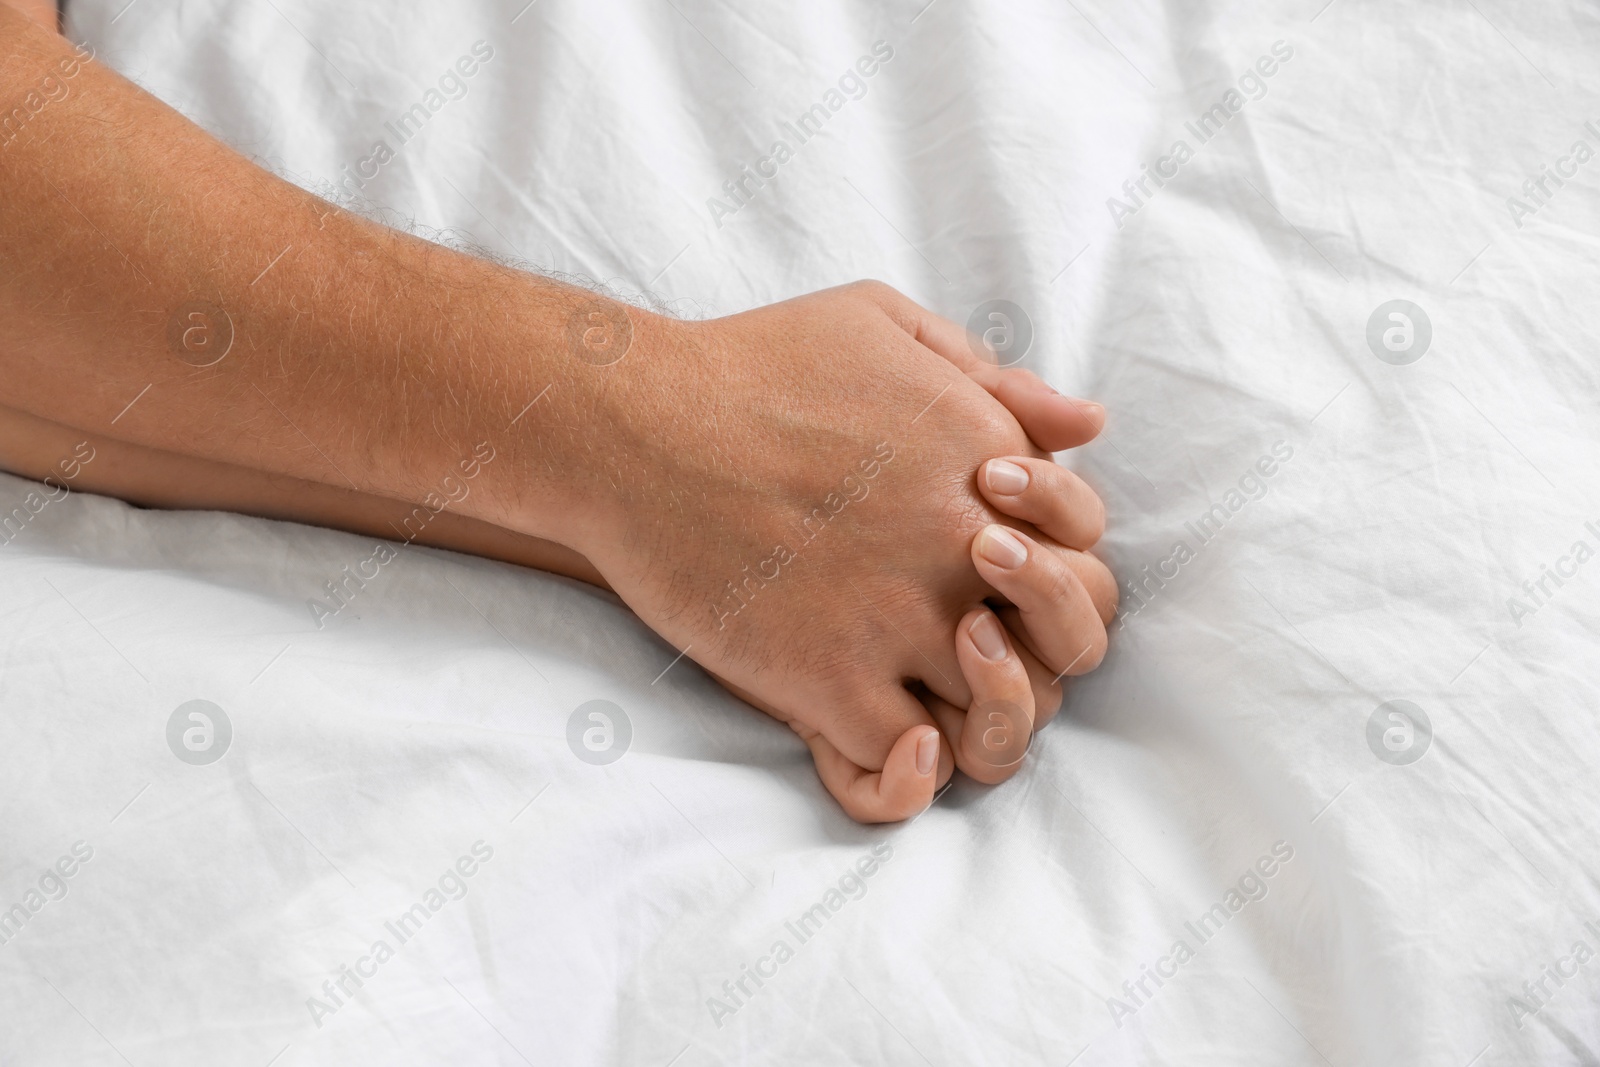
[[4, 0, 1599, 1062]]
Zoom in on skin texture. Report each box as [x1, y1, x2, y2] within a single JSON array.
[[0, 401, 612, 584], [573, 285, 1115, 788], [5, 0, 49, 28], [0, 5, 1116, 820]]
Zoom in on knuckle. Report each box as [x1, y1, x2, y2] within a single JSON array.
[[1008, 367, 1047, 391], [1040, 553, 1078, 606], [849, 278, 900, 305], [946, 383, 1026, 450], [966, 405, 1025, 453], [940, 485, 999, 546]]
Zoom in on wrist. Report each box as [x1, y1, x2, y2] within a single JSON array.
[[442, 276, 678, 558]]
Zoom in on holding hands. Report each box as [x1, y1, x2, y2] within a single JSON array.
[[0, 8, 1113, 823], [570, 282, 1116, 821]]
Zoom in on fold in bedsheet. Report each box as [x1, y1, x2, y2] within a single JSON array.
[[2, 0, 1598, 1063]]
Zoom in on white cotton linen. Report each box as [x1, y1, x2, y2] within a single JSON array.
[[3, 0, 1598, 1062]]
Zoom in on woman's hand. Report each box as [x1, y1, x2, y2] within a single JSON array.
[[563, 281, 1115, 819], [796, 599, 1049, 822]]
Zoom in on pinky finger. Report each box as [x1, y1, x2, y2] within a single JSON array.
[[802, 725, 950, 824]]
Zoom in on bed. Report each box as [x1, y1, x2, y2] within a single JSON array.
[[4, 0, 1598, 1061]]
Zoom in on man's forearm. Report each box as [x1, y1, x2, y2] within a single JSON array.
[[0, 6, 1125, 819], [0, 0, 54, 32], [0, 9, 619, 549]]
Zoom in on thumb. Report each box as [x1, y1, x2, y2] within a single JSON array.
[[802, 723, 952, 823]]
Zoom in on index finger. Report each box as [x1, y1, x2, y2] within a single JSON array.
[[925, 606, 1037, 785], [863, 283, 1105, 451]]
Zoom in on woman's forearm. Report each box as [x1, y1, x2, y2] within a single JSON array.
[[1, 5, 1121, 818], [0, 401, 611, 588]]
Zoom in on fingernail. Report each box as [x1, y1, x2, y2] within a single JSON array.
[[968, 611, 1008, 661], [977, 525, 1028, 569], [985, 459, 1030, 495], [1067, 397, 1105, 420], [915, 729, 939, 775]]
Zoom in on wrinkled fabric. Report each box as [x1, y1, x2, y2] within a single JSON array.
[[1, 0, 1596, 1062]]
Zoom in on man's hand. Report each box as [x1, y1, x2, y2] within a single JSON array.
[[567, 284, 1116, 819], [0, 8, 1116, 822]]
